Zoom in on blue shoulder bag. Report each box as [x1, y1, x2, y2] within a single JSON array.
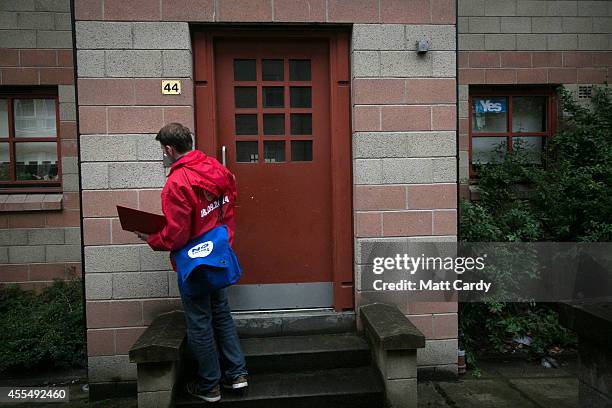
[[172, 190, 241, 297]]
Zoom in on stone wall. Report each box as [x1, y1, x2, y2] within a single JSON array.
[[75, 19, 191, 388], [0, 0, 81, 290], [351, 21, 458, 376]]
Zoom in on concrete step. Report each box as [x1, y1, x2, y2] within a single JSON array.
[[175, 366, 384, 408], [182, 332, 371, 375], [232, 309, 356, 338]]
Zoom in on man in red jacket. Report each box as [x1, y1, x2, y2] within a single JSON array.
[[138, 123, 247, 403]]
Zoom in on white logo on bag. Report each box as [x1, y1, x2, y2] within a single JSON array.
[[188, 241, 214, 258]]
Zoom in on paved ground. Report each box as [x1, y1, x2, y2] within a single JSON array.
[[419, 356, 579, 408], [1, 356, 578, 407]]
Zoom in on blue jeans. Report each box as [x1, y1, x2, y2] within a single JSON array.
[[177, 273, 247, 393]]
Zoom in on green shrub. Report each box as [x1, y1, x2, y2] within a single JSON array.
[[0, 279, 86, 373], [460, 303, 575, 365], [533, 86, 612, 241], [459, 85, 612, 365]]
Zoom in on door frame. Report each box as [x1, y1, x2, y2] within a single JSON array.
[[192, 27, 353, 311]]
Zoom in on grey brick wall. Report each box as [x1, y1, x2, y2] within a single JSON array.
[[355, 24, 455, 78], [0, 228, 81, 264], [74, 22, 192, 77], [459, 0, 612, 50], [0, 0, 72, 48]]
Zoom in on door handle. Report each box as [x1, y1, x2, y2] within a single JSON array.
[[221, 145, 227, 167]]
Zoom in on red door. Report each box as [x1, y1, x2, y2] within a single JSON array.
[[215, 39, 333, 286], [194, 31, 353, 311]]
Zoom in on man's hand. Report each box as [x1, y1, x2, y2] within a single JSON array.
[[135, 232, 149, 241]]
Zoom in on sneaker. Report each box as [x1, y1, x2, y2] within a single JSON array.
[[186, 381, 221, 403], [222, 375, 248, 390]]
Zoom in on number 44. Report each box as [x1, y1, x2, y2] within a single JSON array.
[[161, 80, 181, 95]]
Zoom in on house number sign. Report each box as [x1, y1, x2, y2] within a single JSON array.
[[161, 80, 181, 95]]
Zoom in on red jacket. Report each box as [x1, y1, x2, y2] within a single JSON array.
[[147, 150, 237, 262]]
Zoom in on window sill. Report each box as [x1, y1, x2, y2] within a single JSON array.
[[0, 193, 63, 212]]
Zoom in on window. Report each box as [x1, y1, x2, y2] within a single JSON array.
[[0, 90, 61, 191], [232, 58, 313, 163], [469, 88, 555, 176]]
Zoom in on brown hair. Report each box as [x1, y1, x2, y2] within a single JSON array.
[[155, 122, 193, 153]]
